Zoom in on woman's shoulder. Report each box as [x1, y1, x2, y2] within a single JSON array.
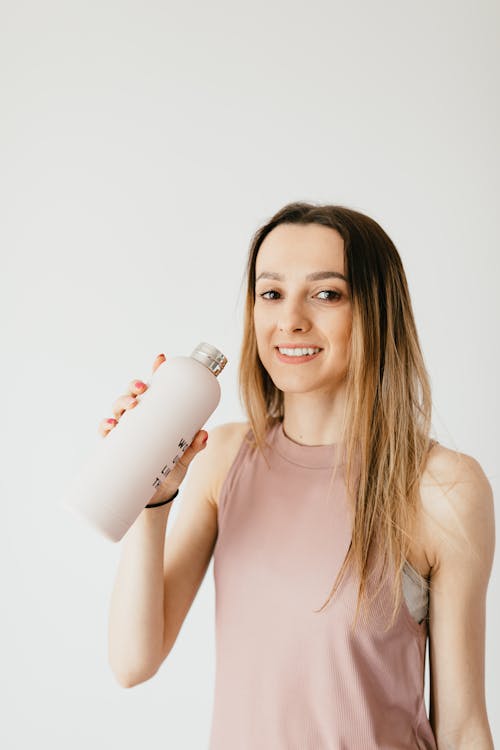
[[418, 442, 493, 570], [208, 420, 251, 447], [208, 421, 252, 508], [421, 441, 489, 491]]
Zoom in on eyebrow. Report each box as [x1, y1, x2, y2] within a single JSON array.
[[255, 270, 348, 283]]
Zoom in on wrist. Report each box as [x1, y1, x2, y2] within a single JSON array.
[[145, 488, 179, 508]]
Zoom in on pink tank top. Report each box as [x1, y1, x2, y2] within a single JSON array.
[[208, 420, 437, 749]]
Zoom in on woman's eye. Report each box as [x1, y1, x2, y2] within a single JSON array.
[[258, 289, 341, 302], [317, 290, 341, 301], [259, 290, 280, 300]]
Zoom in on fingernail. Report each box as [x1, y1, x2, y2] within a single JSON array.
[[202, 434, 208, 443], [107, 418, 117, 425], [135, 380, 146, 389]]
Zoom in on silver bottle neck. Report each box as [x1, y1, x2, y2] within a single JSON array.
[[190, 342, 228, 377]]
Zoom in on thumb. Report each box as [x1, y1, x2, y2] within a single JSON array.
[[196, 430, 209, 450], [181, 430, 208, 463]]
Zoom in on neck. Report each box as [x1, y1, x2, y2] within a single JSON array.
[[282, 383, 347, 445]]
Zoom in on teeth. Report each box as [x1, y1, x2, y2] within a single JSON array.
[[278, 347, 321, 357]]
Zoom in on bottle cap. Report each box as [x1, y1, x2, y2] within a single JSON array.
[[190, 342, 228, 377]]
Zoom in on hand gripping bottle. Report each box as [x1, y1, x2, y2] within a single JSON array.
[[61, 342, 228, 543]]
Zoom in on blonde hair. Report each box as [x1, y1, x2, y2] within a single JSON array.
[[237, 201, 436, 631]]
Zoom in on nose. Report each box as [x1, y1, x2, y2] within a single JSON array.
[[277, 299, 311, 334]]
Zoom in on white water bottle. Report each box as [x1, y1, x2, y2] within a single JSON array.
[[61, 342, 228, 543]]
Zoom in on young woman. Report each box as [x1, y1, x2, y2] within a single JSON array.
[[106, 203, 495, 749]]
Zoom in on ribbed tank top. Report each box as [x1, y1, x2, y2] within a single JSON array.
[[208, 420, 437, 750]]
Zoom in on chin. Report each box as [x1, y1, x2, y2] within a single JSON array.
[[269, 369, 325, 388]]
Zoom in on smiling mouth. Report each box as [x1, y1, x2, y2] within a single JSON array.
[[274, 347, 323, 363], [274, 346, 323, 353]]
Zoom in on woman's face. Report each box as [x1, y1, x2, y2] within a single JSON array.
[[253, 223, 353, 396]]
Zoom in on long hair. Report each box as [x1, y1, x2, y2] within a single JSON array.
[[237, 201, 435, 631]]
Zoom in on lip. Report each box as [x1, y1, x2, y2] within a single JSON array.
[[274, 346, 323, 365]]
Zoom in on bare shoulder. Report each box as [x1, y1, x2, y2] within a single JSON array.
[[207, 420, 251, 509], [421, 447, 495, 737], [417, 443, 495, 572]]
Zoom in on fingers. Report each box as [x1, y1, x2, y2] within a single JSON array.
[[153, 353, 166, 374], [98, 416, 119, 437], [98, 355, 166, 438], [98, 394, 138, 437]]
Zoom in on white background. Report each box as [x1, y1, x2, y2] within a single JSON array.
[[1, 0, 498, 747]]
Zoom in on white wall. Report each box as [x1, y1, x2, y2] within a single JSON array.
[[1, 0, 498, 746]]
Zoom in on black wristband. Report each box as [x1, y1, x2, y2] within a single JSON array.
[[145, 488, 179, 508]]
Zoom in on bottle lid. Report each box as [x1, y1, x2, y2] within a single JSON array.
[[190, 342, 228, 377]]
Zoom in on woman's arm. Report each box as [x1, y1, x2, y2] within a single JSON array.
[[424, 450, 495, 749]]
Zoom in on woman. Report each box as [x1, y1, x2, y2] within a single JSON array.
[[106, 203, 495, 749]]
